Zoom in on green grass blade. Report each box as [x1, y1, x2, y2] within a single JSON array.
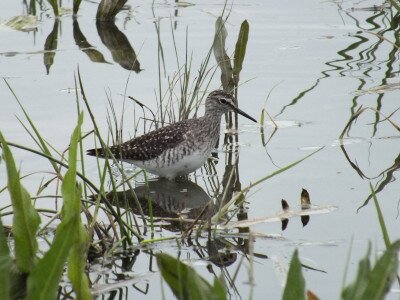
[[251, 147, 323, 188], [96, 0, 127, 21], [370, 182, 390, 248], [73, 0, 83, 15], [157, 253, 225, 300], [4, 139, 140, 239], [61, 112, 83, 217], [214, 17, 227, 53], [46, 0, 59, 16], [3, 79, 60, 175], [362, 240, 400, 299], [388, 0, 400, 12], [26, 217, 75, 300], [29, 0, 36, 15], [342, 241, 400, 300], [232, 20, 249, 82], [0, 215, 11, 300], [26, 113, 90, 299], [43, 20, 59, 75], [282, 249, 306, 300], [0, 132, 40, 273], [213, 275, 227, 300], [77, 68, 144, 239], [64, 113, 91, 299], [212, 147, 323, 223], [213, 16, 234, 93], [341, 244, 371, 300], [67, 184, 91, 300]]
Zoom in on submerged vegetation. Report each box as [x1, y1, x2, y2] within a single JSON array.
[[1, 0, 400, 299]]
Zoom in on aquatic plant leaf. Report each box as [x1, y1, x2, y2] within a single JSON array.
[[44, 20, 59, 75], [0, 216, 11, 300], [96, 0, 127, 21], [73, 19, 110, 64], [67, 184, 91, 300], [213, 17, 234, 92], [73, 0, 83, 14], [157, 253, 226, 300], [28, 0, 36, 15], [46, 0, 59, 16], [362, 240, 400, 299], [388, 0, 400, 11], [341, 245, 371, 300], [371, 183, 390, 248], [0, 132, 40, 273], [96, 21, 140, 71], [342, 241, 400, 300], [26, 216, 76, 300], [213, 275, 227, 300], [232, 20, 249, 83], [83, 49, 109, 64], [26, 113, 90, 300], [3, 15, 38, 32], [61, 113, 82, 217], [282, 249, 306, 300], [64, 114, 91, 300], [157, 253, 210, 299]]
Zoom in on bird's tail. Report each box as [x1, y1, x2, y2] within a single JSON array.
[[86, 148, 105, 157]]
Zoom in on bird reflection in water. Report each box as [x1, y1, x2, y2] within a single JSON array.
[[101, 178, 243, 268], [103, 178, 212, 229]]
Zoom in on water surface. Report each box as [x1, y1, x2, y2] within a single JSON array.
[[1, 0, 399, 299]]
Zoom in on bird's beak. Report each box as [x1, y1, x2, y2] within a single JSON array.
[[231, 104, 257, 123]]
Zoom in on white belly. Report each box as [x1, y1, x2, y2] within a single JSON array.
[[127, 150, 209, 180]]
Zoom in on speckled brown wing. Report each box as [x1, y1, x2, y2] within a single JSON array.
[[87, 119, 198, 161]]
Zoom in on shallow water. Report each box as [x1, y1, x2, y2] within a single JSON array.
[[1, 0, 400, 299]]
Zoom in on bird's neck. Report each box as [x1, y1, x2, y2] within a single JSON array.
[[202, 111, 223, 128], [199, 112, 223, 143], [204, 108, 224, 121]]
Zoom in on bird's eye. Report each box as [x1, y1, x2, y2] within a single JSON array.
[[219, 98, 227, 104]]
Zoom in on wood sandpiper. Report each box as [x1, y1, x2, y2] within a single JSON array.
[[87, 90, 257, 180]]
